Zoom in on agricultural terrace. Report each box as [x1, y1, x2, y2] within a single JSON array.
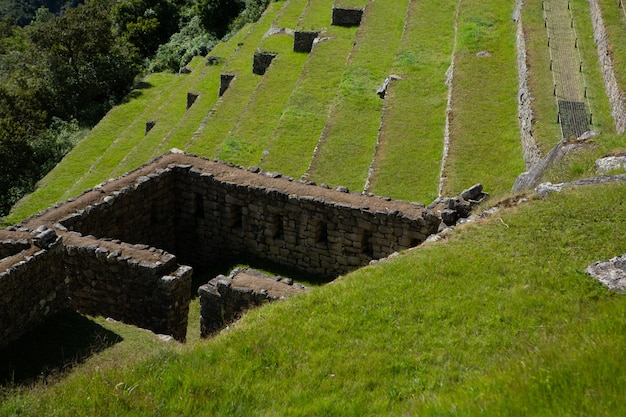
[[6, 0, 624, 226]]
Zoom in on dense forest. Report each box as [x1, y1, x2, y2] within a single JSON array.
[[0, 0, 269, 219]]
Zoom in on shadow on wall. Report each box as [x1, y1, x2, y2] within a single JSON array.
[[0, 310, 122, 387]]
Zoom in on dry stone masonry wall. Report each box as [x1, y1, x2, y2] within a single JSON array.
[[1, 152, 442, 346], [198, 268, 308, 337], [588, 0, 626, 134], [331, 7, 364, 26], [0, 229, 68, 349]]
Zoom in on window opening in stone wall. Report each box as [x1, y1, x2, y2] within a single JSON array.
[[362, 230, 373, 257], [316, 221, 328, 244], [150, 201, 160, 225], [230, 205, 243, 230], [194, 193, 205, 219], [273, 214, 284, 240]]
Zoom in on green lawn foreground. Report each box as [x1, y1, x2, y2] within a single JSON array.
[[306, 0, 410, 192], [185, 1, 287, 158], [442, 0, 525, 198], [366, 0, 458, 204], [3, 183, 626, 415], [3, 72, 178, 226]]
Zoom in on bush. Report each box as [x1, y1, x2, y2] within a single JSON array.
[[149, 14, 217, 72]]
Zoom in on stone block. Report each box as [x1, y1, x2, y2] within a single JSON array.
[[219, 74, 236, 97], [294, 31, 320, 53], [332, 7, 364, 27], [253, 52, 278, 75]]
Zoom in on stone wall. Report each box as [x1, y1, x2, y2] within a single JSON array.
[[0, 230, 30, 258], [0, 230, 67, 349], [294, 31, 319, 53], [253, 52, 277, 75], [331, 7, 364, 27], [198, 268, 308, 337], [55, 154, 440, 280], [516, 12, 541, 170], [3, 152, 441, 346], [174, 165, 440, 279], [64, 234, 192, 341], [588, 0, 626, 134]]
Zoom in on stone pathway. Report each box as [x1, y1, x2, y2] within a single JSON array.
[[543, 0, 590, 137]]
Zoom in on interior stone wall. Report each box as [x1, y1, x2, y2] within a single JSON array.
[[64, 234, 192, 341]]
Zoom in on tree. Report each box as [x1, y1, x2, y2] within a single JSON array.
[[196, 0, 244, 39], [29, 0, 140, 123], [112, 0, 182, 59]]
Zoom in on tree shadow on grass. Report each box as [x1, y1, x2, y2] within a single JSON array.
[[121, 81, 155, 103], [0, 310, 122, 387]]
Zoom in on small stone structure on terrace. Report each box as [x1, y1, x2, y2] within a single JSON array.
[[199, 268, 309, 336]]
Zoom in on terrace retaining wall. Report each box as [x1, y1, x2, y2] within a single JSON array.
[[517, 12, 542, 169], [588, 0, 626, 134]]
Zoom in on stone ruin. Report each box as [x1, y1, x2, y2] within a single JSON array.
[[186, 92, 199, 110], [253, 52, 278, 75], [145, 120, 156, 135], [293, 31, 320, 53], [198, 268, 308, 337], [219, 74, 236, 97], [1, 151, 449, 346], [331, 7, 364, 27]]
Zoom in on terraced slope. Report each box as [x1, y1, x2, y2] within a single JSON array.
[[441, 0, 524, 197], [5, 0, 623, 227], [185, 1, 289, 158], [365, 0, 457, 203], [258, 19, 358, 177], [306, 0, 408, 192]]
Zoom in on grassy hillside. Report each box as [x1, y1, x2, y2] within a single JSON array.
[[2, 0, 626, 413], [2, 183, 626, 415]]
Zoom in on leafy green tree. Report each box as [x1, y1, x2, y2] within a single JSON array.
[[196, 0, 243, 39], [112, 0, 181, 59], [29, 0, 140, 123], [0, 119, 35, 217]]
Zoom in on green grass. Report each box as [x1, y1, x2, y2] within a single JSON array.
[[215, 0, 336, 169], [307, 0, 411, 192], [367, 0, 457, 203], [152, 24, 254, 155], [215, 37, 309, 166], [443, 0, 525, 198], [3, 183, 626, 415], [259, 24, 356, 177], [522, 0, 566, 152], [186, 1, 287, 158], [522, 0, 616, 155], [106, 56, 214, 178]]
